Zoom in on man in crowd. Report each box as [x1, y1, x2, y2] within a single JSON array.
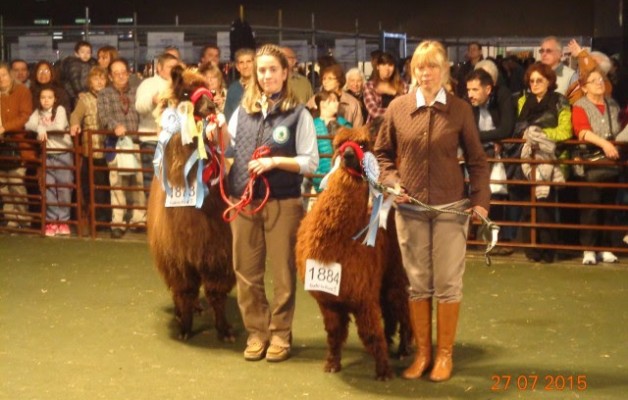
[[98, 58, 145, 239], [199, 44, 221, 67], [466, 67, 516, 254], [539, 36, 575, 95], [281, 47, 313, 105], [456, 41, 484, 97], [10, 59, 31, 88], [224, 48, 254, 122], [135, 52, 179, 193]]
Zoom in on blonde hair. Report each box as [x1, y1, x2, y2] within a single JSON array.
[[410, 40, 450, 87], [240, 44, 299, 114]]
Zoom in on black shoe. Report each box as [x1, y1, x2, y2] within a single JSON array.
[[111, 228, 125, 239], [540, 251, 555, 264], [525, 251, 541, 262], [128, 226, 146, 234], [492, 247, 514, 256]]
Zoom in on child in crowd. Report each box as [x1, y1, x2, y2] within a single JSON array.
[[311, 90, 351, 193], [70, 66, 111, 226], [25, 86, 72, 236]]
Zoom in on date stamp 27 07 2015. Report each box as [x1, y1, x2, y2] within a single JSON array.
[[491, 374, 588, 392]]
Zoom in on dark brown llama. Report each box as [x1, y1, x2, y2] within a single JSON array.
[[147, 67, 235, 341], [295, 125, 411, 380]]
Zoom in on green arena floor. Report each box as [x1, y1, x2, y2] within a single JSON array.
[[1, 235, 627, 400]]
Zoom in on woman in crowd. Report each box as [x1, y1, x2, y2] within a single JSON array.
[[308, 64, 364, 128], [571, 67, 621, 265], [199, 63, 227, 113], [97, 46, 119, 70], [363, 52, 408, 127], [513, 62, 572, 263], [70, 66, 111, 226], [0, 62, 34, 228], [30, 61, 71, 113], [374, 41, 489, 382], [343, 68, 368, 124], [226, 44, 318, 363]]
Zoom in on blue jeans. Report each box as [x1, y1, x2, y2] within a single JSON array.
[[45, 152, 74, 222]]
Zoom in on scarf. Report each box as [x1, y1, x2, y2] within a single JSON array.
[[517, 91, 561, 129]]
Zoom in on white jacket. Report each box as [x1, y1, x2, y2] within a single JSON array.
[[521, 125, 565, 199]]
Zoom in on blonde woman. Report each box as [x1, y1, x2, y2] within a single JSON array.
[[374, 41, 490, 382], [226, 44, 318, 363], [199, 63, 227, 112]]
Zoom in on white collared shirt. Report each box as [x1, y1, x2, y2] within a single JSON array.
[[415, 87, 447, 108]]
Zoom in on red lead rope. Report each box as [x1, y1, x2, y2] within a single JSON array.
[[217, 131, 271, 222]]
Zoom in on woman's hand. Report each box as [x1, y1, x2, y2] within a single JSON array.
[[567, 39, 583, 57], [601, 140, 619, 160], [248, 157, 277, 175], [376, 82, 397, 96], [391, 183, 410, 204], [70, 124, 81, 136], [466, 205, 488, 221]]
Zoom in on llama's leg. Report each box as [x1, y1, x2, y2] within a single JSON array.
[[382, 277, 412, 358], [202, 259, 236, 342], [170, 269, 201, 341], [355, 304, 392, 380], [319, 304, 349, 373], [204, 286, 235, 342]]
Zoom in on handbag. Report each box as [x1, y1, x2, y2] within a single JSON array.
[[0, 140, 22, 170], [579, 150, 620, 182], [574, 99, 620, 182], [490, 156, 508, 195]]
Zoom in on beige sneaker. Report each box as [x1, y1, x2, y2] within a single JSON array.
[[265, 344, 291, 362], [244, 340, 267, 361]]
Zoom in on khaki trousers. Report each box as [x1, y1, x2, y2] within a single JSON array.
[[108, 158, 146, 226], [0, 167, 29, 226], [230, 197, 303, 347], [395, 200, 470, 303]]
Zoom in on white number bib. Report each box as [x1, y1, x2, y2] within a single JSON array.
[[165, 181, 198, 207], [304, 259, 341, 296]]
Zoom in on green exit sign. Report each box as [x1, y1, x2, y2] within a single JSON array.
[[34, 19, 50, 25], [74, 18, 91, 24]]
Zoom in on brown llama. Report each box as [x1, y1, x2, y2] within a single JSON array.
[[147, 67, 235, 341], [295, 125, 411, 380]]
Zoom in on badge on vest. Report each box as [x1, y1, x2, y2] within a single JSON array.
[[272, 126, 290, 144]]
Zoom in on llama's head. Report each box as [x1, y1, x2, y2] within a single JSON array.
[[332, 125, 373, 179], [162, 65, 218, 120]]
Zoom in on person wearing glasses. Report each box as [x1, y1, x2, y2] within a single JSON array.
[[30, 61, 71, 113], [97, 58, 146, 239], [539, 36, 575, 95], [571, 68, 621, 265], [512, 62, 572, 263], [307, 64, 364, 128]]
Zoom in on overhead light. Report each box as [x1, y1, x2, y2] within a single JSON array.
[[34, 19, 50, 25], [75, 18, 91, 24], [117, 17, 134, 24]]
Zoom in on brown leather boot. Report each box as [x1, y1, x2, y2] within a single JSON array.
[[402, 298, 432, 379], [429, 301, 460, 382]]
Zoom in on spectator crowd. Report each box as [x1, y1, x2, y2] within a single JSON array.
[[1, 36, 627, 265]]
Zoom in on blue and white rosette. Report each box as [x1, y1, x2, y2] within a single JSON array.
[[352, 152, 393, 247]]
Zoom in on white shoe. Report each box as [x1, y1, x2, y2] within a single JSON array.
[[582, 251, 597, 265], [599, 251, 619, 263]]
